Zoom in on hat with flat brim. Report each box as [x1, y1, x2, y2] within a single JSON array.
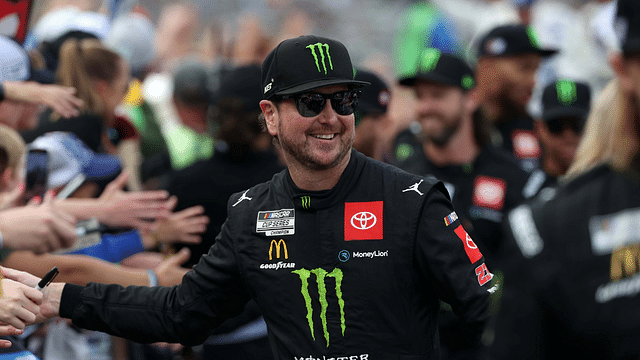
[[541, 79, 591, 122], [478, 24, 558, 58], [262, 35, 369, 99], [399, 48, 476, 91], [29, 132, 121, 189]]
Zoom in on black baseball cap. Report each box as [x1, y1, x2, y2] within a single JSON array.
[[541, 79, 591, 122], [261, 35, 370, 100], [173, 60, 212, 105], [478, 24, 558, 58], [616, 0, 640, 55], [399, 48, 476, 91], [218, 64, 263, 113], [354, 69, 390, 117]]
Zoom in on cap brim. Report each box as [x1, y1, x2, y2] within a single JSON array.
[[84, 154, 121, 181], [275, 79, 370, 97], [542, 107, 588, 122], [399, 73, 461, 88]]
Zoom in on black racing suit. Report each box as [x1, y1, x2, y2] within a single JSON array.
[[59, 150, 494, 360], [493, 164, 640, 359]]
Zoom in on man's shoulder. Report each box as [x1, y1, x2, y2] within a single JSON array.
[[227, 170, 287, 211]]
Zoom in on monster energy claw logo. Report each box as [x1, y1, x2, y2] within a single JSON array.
[[301, 196, 311, 209], [419, 48, 441, 73], [306, 43, 333, 74], [557, 80, 577, 106], [293, 268, 346, 347]]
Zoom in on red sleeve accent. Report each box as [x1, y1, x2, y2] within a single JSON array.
[[114, 115, 139, 140]]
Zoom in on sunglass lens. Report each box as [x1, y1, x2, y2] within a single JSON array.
[[547, 119, 563, 134], [297, 93, 326, 117], [331, 91, 359, 115]]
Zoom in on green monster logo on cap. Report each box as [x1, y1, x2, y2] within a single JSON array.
[[419, 48, 442, 73], [462, 75, 475, 90], [526, 26, 542, 49], [307, 43, 333, 75], [556, 80, 577, 106]]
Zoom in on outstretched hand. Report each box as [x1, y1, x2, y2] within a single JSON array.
[[148, 196, 209, 245], [98, 171, 171, 231]]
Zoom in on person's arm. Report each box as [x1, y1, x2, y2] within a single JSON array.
[[0, 192, 77, 253], [414, 184, 494, 344], [2, 81, 83, 118], [32, 218, 250, 346], [55, 172, 171, 231]]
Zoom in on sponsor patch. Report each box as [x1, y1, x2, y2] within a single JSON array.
[[512, 130, 541, 159], [590, 208, 640, 255], [472, 176, 506, 211], [344, 201, 383, 241], [444, 211, 458, 226], [475, 263, 493, 286], [454, 225, 483, 264], [256, 209, 295, 236]]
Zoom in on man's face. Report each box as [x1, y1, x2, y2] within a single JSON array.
[[265, 85, 355, 171], [535, 116, 583, 174], [414, 80, 467, 147], [483, 53, 542, 114]]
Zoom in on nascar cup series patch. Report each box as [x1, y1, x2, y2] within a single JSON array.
[[256, 209, 295, 236]]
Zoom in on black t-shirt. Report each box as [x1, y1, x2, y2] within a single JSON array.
[[21, 109, 103, 152], [164, 145, 285, 267], [493, 115, 541, 172]]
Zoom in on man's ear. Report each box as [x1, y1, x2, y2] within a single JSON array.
[[610, 52, 635, 93], [260, 100, 279, 136]]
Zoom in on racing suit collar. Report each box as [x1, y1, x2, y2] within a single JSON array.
[[285, 148, 366, 211]]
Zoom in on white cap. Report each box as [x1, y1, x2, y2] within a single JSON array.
[[0, 35, 29, 82]]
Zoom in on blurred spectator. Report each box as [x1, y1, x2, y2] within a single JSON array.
[[352, 68, 394, 162], [391, 47, 530, 359], [474, 23, 558, 171], [165, 63, 283, 267], [393, 1, 464, 79], [490, 0, 640, 357], [21, 37, 144, 191], [530, 79, 592, 191]]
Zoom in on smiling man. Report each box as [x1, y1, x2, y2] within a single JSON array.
[[28, 35, 494, 360]]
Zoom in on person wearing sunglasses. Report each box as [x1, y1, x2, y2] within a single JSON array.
[[21, 35, 494, 360], [530, 79, 591, 192]]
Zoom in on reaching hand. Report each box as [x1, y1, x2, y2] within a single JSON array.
[[0, 191, 77, 253], [148, 196, 209, 245], [0, 272, 43, 329], [98, 172, 171, 231], [3, 81, 83, 119], [154, 248, 192, 286]]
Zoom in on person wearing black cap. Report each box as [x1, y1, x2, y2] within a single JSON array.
[[392, 47, 530, 359], [528, 79, 592, 193], [29, 35, 494, 360], [489, 1, 640, 358], [352, 68, 393, 161], [475, 23, 558, 172]]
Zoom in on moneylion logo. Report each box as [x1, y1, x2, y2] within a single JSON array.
[[269, 239, 288, 260], [306, 43, 333, 74], [292, 268, 345, 347]]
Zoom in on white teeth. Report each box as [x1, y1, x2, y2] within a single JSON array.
[[312, 134, 335, 140]]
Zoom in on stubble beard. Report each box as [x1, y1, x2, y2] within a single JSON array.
[[422, 113, 463, 148], [278, 126, 354, 171]]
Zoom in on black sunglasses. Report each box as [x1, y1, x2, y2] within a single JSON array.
[[546, 117, 585, 135], [280, 90, 360, 117]]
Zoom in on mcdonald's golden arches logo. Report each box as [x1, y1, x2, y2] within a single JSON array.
[[269, 239, 288, 260], [610, 245, 640, 281]]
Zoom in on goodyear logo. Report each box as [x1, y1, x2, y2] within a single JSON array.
[[261, 239, 295, 270]]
